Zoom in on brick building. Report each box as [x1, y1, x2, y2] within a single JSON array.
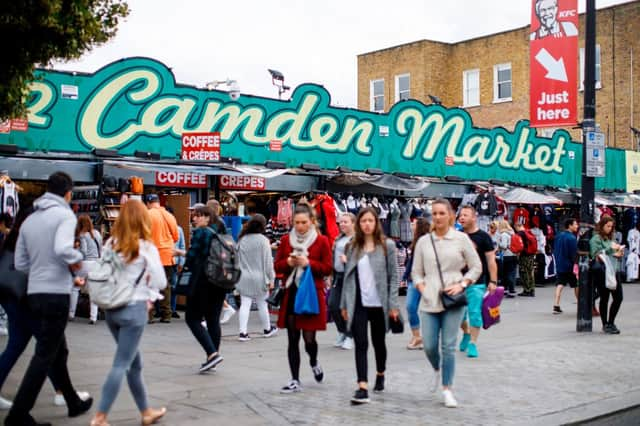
[[357, 0, 640, 149]]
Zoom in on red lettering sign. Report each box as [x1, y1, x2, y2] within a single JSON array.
[[529, 0, 578, 127], [10, 118, 28, 132], [270, 139, 282, 152], [155, 172, 208, 188], [0, 120, 10, 134], [181, 132, 221, 161], [219, 175, 266, 191]]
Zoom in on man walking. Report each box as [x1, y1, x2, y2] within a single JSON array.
[[553, 218, 579, 314], [515, 223, 537, 297], [146, 194, 179, 323], [457, 205, 498, 358], [6, 172, 92, 426]]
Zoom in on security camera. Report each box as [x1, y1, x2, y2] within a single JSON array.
[[228, 80, 240, 101]]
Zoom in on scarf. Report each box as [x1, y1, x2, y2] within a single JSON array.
[[285, 226, 318, 288]]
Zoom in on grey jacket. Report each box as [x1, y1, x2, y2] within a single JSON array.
[[15, 192, 84, 295], [341, 239, 399, 332], [79, 229, 102, 260], [235, 234, 275, 298]]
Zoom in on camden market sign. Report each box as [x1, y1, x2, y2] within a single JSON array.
[[0, 57, 624, 189]]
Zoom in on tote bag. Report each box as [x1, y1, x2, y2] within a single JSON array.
[[481, 287, 505, 329], [294, 266, 319, 315]]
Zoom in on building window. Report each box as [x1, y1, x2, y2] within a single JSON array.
[[370, 79, 385, 112], [580, 44, 602, 90], [462, 69, 480, 107], [395, 74, 410, 102], [493, 63, 512, 102]]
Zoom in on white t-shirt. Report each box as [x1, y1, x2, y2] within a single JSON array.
[[357, 254, 381, 307]]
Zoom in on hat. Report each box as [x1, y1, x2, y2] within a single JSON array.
[[146, 193, 159, 203], [189, 202, 205, 210]]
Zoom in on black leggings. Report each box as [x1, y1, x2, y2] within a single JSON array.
[[351, 286, 386, 384], [597, 279, 623, 327], [329, 274, 351, 337], [285, 286, 318, 381]]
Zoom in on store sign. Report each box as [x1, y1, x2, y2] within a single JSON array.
[[529, 0, 578, 127], [0, 57, 626, 190], [155, 171, 207, 188], [625, 151, 640, 192], [270, 139, 282, 151], [219, 175, 266, 191], [181, 132, 220, 161]]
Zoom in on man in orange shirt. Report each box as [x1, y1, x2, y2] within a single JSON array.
[[146, 194, 179, 323]]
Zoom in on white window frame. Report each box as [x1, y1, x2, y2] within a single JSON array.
[[462, 69, 480, 107], [394, 73, 411, 102], [370, 79, 385, 112], [493, 63, 512, 103], [580, 44, 602, 90]]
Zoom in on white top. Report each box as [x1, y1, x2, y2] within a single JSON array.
[[357, 254, 382, 307]]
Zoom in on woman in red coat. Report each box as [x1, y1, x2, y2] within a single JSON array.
[[274, 203, 332, 394]]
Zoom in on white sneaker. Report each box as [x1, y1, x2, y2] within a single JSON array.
[[431, 370, 441, 393], [334, 333, 346, 347], [54, 391, 90, 406], [0, 396, 12, 410], [341, 337, 354, 350], [443, 389, 458, 408], [201, 320, 207, 329], [220, 306, 236, 324]]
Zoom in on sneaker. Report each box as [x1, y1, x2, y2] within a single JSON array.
[[504, 292, 516, 298], [373, 375, 385, 393], [459, 333, 471, 352], [220, 306, 236, 324], [311, 364, 324, 383], [159, 318, 171, 324], [0, 395, 12, 410], [54, 391, 90, 407], [199, 353, 223, 373], [68, 397, 93, 417], [442, 389, 458, 408], [280, 380, 302, 394], [518, 291, 533, 297], [407, 337, 423, 350], [341, 337, 354, 350], [88, 320, 96, 325], [467, 342, 478, 358], [553, 305, 563, 314], [350, 388, 370, 404], [263, 325, 278, 338], [608, 324, 621, 334], [334, 333, 346, 347], [431, 370, 441, 393], [171, 311, 181, 319], [238, 333, 251, 342], [201, 320, 207, 329]]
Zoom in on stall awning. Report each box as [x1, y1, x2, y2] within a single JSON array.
[[499, 187, 563, 205], [103, 160, 290, 178], [594, 193, 640, 208], [329, 174, 429, 191]]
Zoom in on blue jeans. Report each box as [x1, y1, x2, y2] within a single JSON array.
[[420, 307, 466, 387], [405, 282, 421, 330], [98, 302, 149, 413], [170, 265, 178, 313]]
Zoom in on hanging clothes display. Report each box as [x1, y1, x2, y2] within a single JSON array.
[[389, 200, 401, 239], [399, 200, 413, 243], [312, 193, 339, 247], [474, 191, 497, 217], [0, 175, 19, 218], [513, 206, 530, 227], [277, 197, 293, 227]]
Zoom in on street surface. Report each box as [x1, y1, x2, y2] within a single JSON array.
[[1, 285, 639, 425]]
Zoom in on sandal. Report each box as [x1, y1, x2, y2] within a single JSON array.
[[90, 417, 110, 426], [406, 337, 423, 350], [142, 407, 167, 425]]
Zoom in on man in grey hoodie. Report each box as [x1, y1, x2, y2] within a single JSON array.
[[5, 172, 93, 426]]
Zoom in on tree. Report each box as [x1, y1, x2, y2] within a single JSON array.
[[0, 1, 129, 120]]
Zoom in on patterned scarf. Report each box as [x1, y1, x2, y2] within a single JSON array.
[[285, 226, 318, 288]]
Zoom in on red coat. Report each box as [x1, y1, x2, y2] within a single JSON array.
[[275, 233, 332, 331]]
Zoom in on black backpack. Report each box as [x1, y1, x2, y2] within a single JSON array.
[[204, 228, 241, 290]]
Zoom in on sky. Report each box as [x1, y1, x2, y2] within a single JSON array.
[[53, 0, 633, 108]]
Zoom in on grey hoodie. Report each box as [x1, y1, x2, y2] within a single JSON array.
[[15, 192, 84, 295]]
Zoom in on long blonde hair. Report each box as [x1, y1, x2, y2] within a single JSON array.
[[111, 200, 152, 262], [496, 219, 513, 234]]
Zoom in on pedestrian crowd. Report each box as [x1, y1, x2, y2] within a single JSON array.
[[0, 172, 626, 425]]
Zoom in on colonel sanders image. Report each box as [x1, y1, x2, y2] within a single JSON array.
[[530, 0, 578, 40]]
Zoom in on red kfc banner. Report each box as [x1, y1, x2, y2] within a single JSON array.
[[155, 171, 208, 188], [181, 132, 220, 161], [219, 175, 266, 191], [529, 0, 578, 128]]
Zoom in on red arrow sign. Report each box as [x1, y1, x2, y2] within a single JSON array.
[[529, 0, 578, 128]]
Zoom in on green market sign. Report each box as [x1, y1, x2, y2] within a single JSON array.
[[0, 57, 625, 189]]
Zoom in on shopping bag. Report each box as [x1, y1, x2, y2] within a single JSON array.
[[481, 286, 504, 330], [294, 266, 319, 315]]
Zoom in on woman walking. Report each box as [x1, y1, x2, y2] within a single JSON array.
[[590, 216, 624, 334], [404, 217, 431, 350], [69, 214, 102, 324], [183, 205, 228, 372], [90, 200, 167, 426], [341, 207, 400, 404], [496, 220, 518, 298], [411, 199, 481, 408], [330, 212, 356, 350], [236, 214, 277, 341], [274, 203, 332, 393]]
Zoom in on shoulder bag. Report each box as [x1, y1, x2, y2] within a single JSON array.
[[430, 233, 468, 310], [0, 251, 27, 300]]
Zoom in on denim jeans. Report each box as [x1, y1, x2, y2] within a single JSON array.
[[420, 307, 466, 387], [405, 281, 421, 330], [169, 265, 178, 313], [501, 256, 518, 293], [185, 281, 227, 356], [98, 301, 149, 413]]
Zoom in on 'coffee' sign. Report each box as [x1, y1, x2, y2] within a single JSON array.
[[219, 175, 266, 191], [155, 171, 208, 188], [181, 132, 220, 161]]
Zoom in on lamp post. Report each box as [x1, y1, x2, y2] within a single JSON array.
[[268, 69, 290, 99]]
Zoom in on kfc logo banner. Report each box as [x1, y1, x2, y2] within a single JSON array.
[[529, 0, 578, 128]]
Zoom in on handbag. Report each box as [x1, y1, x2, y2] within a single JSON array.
[[389, 312, 404, 334], [86, 248, 146, 310], [430, 234, 468, 310], [294, 266, 319, 315], [481, 286, 504, 329], [0, 250, 27, 300], [266, 285, 284, 307]]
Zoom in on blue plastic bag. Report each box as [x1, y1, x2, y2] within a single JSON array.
[[294, 266, 319, 315]]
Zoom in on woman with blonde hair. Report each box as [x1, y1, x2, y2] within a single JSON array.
[[90, 200, 167, 426], [496, 219, 518, 298], [69, 214, 102, 324]]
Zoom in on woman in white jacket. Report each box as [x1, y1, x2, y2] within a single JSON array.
[[90, 200, 167, 426]]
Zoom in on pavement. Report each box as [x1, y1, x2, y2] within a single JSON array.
[[1, 284, 640, 426]]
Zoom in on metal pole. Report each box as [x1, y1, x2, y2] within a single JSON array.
[[577, 0, 597, 332]]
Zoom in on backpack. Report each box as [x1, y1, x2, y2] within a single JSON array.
[[204, 229, 241, 290], [86, 248, 146, 310], [102, 175, 117, 193], [130, 176, 144, 194], [509, 233, 524, 254], [523, 230, 538, 255]]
